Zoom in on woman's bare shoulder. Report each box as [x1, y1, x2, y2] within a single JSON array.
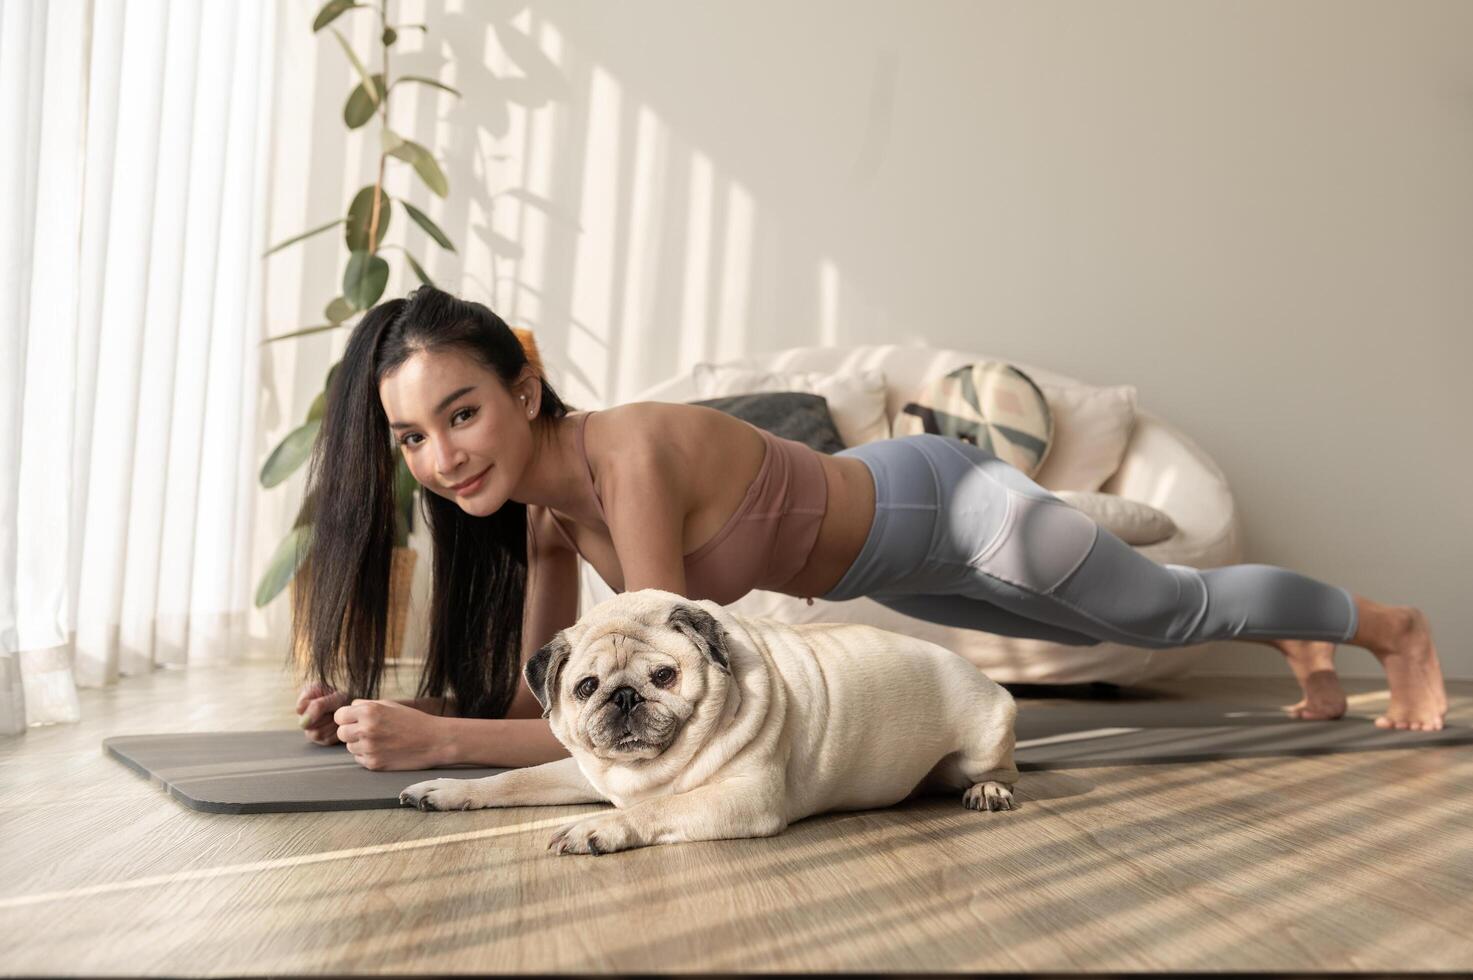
[[594, 401, 743, 455]]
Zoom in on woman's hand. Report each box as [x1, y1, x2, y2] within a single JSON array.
[[334, 699, 455, 771], [296, 682, 351, 746]]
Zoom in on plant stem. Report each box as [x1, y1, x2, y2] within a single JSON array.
[[367, 0, 391, 255]]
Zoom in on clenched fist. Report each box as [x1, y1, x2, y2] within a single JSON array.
[[296, 681, 351, 746], [333, 698, 455, 771]]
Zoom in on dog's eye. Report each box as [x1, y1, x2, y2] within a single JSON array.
[[652, 667, 676, 686], [575, 677, 598, 699]]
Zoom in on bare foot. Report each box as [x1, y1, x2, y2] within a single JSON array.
[[1273, 639, 1348, 720], [1368, 606, 1448, 731]]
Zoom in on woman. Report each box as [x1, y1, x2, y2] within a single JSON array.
[[294, 286, 1447, 772]]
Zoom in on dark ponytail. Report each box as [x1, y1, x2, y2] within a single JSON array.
[[291, 285, 575, 719]]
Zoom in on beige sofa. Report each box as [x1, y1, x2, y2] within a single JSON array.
[[578, 343, 1246, 686]]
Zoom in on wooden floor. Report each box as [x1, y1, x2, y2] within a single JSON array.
[[2, 646, 1471, 975]]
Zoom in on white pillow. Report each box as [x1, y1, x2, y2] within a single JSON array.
[[1052, 490, 1178, 546], [1030, 382, 1139, 493], [691, 363, 891, 447]]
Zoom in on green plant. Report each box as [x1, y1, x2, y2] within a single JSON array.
[[254, 0, 461, 609]]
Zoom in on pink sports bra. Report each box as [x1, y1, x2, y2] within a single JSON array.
[[539, 410, 828, 606]]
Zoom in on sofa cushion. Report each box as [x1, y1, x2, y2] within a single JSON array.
[[1052, 490, 1178, 545], [691, 363, 891, 447], [1030, 381, 1139, 492], [688, 391, 847, 454], [892, 361, 1053, 477]]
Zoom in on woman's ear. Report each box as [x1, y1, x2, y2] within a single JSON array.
[[514, 367, 541, 417]]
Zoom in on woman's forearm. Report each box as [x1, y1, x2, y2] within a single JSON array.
[[395, 696, 455, 715], [445, 715, 572, 768]]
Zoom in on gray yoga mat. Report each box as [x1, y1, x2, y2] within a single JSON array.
[[103, 700, 1473, 814]]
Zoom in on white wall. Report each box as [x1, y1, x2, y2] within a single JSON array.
[[257, 0, 1473, 679]]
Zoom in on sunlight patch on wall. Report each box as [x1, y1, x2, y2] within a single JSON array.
[[677, 150, 715, 375], [715, 179, 754, 363], [819, 257, 840, 347], [614, 104, 668, 401], [568, 64, 621, 406]]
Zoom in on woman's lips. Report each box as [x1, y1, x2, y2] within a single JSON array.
[[451, 465, 491, 493]]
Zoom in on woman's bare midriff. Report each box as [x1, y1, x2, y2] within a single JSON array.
[[770, 451, 875, 599], [547, 403, 877, 598]]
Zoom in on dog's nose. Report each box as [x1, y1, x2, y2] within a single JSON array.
[[610, 686, 642, 714]]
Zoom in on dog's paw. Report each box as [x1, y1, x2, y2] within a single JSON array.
[[547, 811, 640, 856], [399, 777, 486, 812], [963, 780, 1015, 812]]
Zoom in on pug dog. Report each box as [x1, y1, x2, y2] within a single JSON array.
[[398, 588, 1019, 856]]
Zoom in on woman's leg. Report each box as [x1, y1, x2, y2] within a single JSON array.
[[1253, 636, 1348, 720], [830, 434, 1446, 730], [868, 592, 1104, 646], [1249, 596, 1447, 730]]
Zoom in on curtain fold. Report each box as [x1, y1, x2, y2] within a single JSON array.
[[0, 0, 278, 735]]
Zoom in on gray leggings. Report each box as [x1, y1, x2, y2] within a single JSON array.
[[821, 434, 1358, 649]]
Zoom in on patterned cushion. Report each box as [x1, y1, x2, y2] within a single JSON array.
[[689, 391, 848, 454], [893, 361, 1053, 476]]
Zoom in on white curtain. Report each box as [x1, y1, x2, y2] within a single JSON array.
[[0, 0, 277, 735]]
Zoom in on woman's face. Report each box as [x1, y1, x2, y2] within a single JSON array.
[[380, 348, 539, 514]]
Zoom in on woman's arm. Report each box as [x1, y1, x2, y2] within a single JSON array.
[[436, 506, 584, 767], [391, 512, 574, 725], [394, 696, 456, 715], [599, 439, 690, 594], [443, 715, 572, 767], [441, 512, 586, 766], [509, 505, 583, 717]]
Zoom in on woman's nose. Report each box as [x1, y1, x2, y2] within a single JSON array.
[[434, 445, 464, 478]]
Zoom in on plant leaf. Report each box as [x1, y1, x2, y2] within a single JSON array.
[[389, 74, 462, 98], [329, 26, 380, 103], [380, 126, 405, 153], [324, 296, 355, 324], [307, 389, 327, 423], [344, 72, 385, 128], [293, 485, 319, 529], [381, 26, 398, 47], [399, 199, 456, 251], [344, 250, 390, 309], [345, 185, 392, 252], [263, 218, 344, 258], [387, 137, 448, 198], [312, 0, 361, 33], [403, 251, 435, 287], [260, 323, 339, 345], [261, 418, 323, 488], [255, 524, 313, 608]]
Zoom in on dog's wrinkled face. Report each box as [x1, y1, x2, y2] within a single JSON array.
[[524, 600, 733, 762]]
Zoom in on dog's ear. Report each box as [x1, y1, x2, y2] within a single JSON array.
[[665, 603, 732, 674], [524, 632, 573, 719]]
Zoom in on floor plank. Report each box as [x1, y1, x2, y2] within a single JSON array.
[[1, 649, 1469, 974]]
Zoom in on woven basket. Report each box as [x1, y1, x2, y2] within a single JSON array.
[[290, 545, 419, 677]]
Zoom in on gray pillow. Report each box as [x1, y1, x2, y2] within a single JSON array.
[[688, 391, 848, 454]]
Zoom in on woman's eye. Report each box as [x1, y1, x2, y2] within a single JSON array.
[[576, 677, 598, 698], [400, 407, 476, 448]]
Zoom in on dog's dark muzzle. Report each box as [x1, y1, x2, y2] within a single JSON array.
[[609, 686, 643, 715]]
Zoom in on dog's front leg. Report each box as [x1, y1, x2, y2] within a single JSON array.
[[549, 777, 786, 855], [400, 756, 607, 811]]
